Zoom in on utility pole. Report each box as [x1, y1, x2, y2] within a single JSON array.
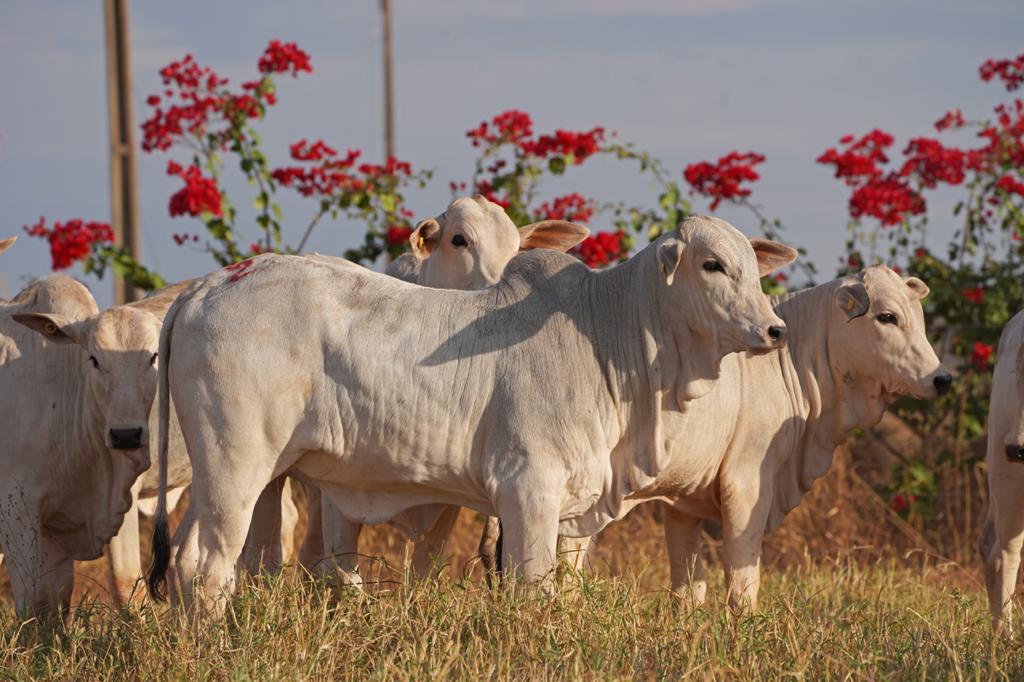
[[103, 0, 141, 303], [380, 0, 395, 160]]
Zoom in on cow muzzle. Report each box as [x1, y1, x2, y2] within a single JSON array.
[[1005, 444, 1024, 463], [746, 323, 788, 353], [932, 373, 953, 396], [109, 427, 144, 450]]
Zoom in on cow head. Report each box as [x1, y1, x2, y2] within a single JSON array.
[[658, 215, 796, 401], [828, 266, 951, 405], [410, 194, 588, 289], [14, 305, 163, 539]]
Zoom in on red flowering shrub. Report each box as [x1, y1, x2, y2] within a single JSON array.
[[683, 151, 765, 210], [23, 218, 113, 271]]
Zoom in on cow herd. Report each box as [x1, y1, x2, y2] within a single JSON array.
[[0, 196, 1022, 631]]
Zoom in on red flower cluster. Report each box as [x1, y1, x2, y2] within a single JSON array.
[[357, 156, 414, 179], [172, 232, 200, 246], [522, 127, 605, 162], [934, 109, 965, 132], [141, 55, 228, 152], [466, 110, 605, 162], [572, 231, 625, 268], [900, 138, 968, 188], [271, 142, 362, 197], [961, 286, 984, 304], [142, 41, 312, 153], [684, 151, 766, 210], [980, 54, 1024, 92], [23, 217, 113, 270], [385, 226, 413, 246], [257, 40, 312, 76], [467, 110, 534, 147], [817, 129, 894, 183], [996, 174, 1024, 197], [473, 179, 510, 210], [167, 161, 223, 218], [818, 131, 926, 226], [289, 139, 337, 161], [971, 341, 994, 371], [535, 193, 596, 223], [848, 176, 925, 226]]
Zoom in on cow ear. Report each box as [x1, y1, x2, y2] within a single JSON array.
[[0, 236, 15, 256], [657, 238, 685, 286], [410, 218, 442, 260], [518, 220, 589, 252], [12, 312, 87, 346], [750, 238, 798, 278], [904, 276, 930, 300], [836, 281, 871, 321]]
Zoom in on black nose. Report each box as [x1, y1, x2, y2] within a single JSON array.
[[932, 374, 952, 396], [1006, 444, 1024, 463], [768, 325, 785, 341], [109, 427, 143, 450]]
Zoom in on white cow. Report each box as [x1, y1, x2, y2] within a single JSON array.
[[505, 266, 949, 610], [980, 310, 1024, 630], [148, 215, 794, 613], [299, 195, 590, 580], [0, 275, 180, 616]]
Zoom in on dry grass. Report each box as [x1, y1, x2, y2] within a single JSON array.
[[1, 561, 1021, 679], [1, 419, 1021, 678]]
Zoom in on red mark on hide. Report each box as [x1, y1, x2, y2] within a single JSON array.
[[225, 257, 256, 284]]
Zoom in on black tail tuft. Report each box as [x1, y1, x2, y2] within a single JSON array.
[[495, 519, 504, 574], [147, 518, 171, 602]]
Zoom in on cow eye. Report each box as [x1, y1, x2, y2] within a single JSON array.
[[451, 234, 468, 248], [876, 312, 898, 325], [150, 352, 158, 367], [89, 355, 99, 369], [702, 260, 726, 274]]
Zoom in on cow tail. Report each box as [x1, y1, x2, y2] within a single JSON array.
[[147, 287, 186, 602]]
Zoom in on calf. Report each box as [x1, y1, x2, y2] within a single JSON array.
[[0, 276, 177, 616], [148, 215, 792, 614], [980, 310, 1024, 630], [524, 267, 949, 610]]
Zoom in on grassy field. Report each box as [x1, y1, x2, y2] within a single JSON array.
[[1, 433, 1021, 679], [0, 560, 1021, 679]]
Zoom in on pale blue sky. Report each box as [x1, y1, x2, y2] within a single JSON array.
[[1, 0, 1021, 305]]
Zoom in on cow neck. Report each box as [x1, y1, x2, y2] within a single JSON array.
[[582, 245, 712, 482], [51, 350, 108, 497], [774, 279, 889, 472]]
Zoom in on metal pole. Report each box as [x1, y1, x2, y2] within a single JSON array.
[[103, 0, 141, 303], [380, 0, 395, 160]]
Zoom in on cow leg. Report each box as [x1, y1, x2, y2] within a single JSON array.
[[316, 493, 362, 587], [298, 485, 325, 575], [981, 503, 1024, 631], [174, 460, 272, 616], [478, 516, 501, 584], [409, 505, 460, 580], [104, 480, 143, 606], [280, 478, 299, 564], [559, 536, 592, 573], [240, 476, 286, 575], [497, 481, 560, 588], [721, 480, 769, 613], [664, 505, 706, 608]]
